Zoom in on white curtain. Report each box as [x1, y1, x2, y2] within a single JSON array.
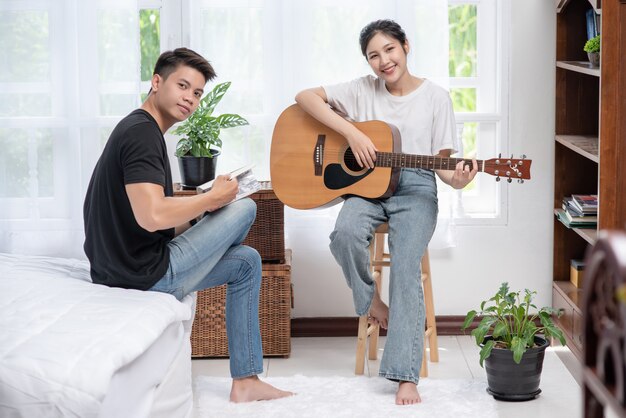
[[0, 0, 139, 258], [0, 0, 455, 258]]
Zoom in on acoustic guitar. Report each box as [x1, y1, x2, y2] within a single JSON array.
[[270, 104, 531, 209]]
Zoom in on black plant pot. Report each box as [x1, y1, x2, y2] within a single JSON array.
[[178, 150, 220, 188], [483, 335, 548, 401]]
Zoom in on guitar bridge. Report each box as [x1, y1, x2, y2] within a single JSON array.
[[314, 134, 325, 176]]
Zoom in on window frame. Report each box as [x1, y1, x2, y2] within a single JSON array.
[[447, 0, 511, 225]]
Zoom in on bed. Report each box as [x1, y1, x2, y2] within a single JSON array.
[[0, 253, 196, 418]]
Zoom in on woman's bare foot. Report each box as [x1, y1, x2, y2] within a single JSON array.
[[396, 381, 421, 405], [229, 375, 294, 403], [368, 287, 389, 329]]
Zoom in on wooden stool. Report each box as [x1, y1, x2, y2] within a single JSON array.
[[355, 223, 439, 377]]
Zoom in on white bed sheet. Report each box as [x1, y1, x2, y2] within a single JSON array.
[[0, 253, 194, 418]]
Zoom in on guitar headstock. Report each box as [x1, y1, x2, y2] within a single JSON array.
[[483, 155, 532, 183]]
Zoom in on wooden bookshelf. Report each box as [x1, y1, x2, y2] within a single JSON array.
[[558, 0, 626, 414], [554, 0, 626, 374], [554, 0, 600, 362]]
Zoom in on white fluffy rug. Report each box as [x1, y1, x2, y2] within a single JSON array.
[[194, 375, 498, 417]]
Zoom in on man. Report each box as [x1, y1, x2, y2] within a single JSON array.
[[83, 48, 292, 402]]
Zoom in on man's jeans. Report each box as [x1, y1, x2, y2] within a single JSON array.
[[149, 198, 263, 379], [329, 168, 438, 385]]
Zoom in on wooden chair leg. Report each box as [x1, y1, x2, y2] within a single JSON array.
[[421, 250, 439, 363], [368, 233, 385, 361], [368, 285, 380, 360], [355, 315, 368, 375]]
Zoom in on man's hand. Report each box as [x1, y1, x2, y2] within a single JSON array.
[[209, 175, 239, 210]]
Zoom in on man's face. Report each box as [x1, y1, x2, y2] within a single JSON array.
[[153, 65, 206, 122]]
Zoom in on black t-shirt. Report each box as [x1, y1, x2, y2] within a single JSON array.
[[83, 109, 174, 290]]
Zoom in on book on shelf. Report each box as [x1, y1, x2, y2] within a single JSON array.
[[571, 194, 598, 214], [562, 197, 596, 217], [556, 209, 597, 229], [196, 164, 261, 204], [564, 208, 597, 224], [586, 8, 598, 40]]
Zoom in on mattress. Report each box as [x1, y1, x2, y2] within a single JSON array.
[[0, 253, 194, 418]]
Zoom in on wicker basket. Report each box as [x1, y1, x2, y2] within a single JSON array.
[[242, 181, 285, 263], [191, 250, 292, 357]]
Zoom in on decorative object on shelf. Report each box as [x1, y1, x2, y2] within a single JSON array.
[[462, 282, 566, 401], [584, 34, 601, 67], [173, 81, 249, 188], [570, 259, 585, 288]]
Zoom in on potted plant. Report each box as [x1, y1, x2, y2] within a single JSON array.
[[462, 282, 566, 401], [173, 81, 249, 187], [584, 34, 600, 67]]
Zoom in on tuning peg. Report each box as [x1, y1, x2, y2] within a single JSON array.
[[518, 179, 524, 184], [521, 154, 527, 159], [507, 178, 512, 183], [496, 176, 501, 182], [498, 153, 502, 158]]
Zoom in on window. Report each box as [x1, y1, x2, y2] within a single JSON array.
[[447, 0, 509, 221], [0, 0, 149, 254]]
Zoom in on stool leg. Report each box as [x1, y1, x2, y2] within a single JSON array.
[[368, 232, 385, 361], [422, 250, 439, 362], [355, 315, 368, 375], [420, 346, 428, 378]]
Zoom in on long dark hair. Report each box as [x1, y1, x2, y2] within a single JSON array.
[[359, 20, 408, 58], [153, 47, 216, 84]]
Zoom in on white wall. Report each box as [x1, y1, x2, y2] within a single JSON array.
[[282, 0, 556, 317]]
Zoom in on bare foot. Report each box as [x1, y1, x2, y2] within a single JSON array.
[[368, 287, 389, 329], [396, 381, 421, 405], [229, 375, 294, 403]]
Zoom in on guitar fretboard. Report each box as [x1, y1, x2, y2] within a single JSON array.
[[375, 152, 484, 172]]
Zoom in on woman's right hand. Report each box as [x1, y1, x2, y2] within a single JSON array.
[[347, 129, 378, 169], [295, 87, 377, 169]]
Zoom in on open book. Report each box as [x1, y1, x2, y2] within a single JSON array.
[[196, 164, 261, 204]]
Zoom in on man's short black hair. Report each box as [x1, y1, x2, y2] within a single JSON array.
[[153, 47, 216, 84]]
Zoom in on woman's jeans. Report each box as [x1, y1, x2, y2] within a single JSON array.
[[149, 198, 263, 379], [329, 168, 438, 385]]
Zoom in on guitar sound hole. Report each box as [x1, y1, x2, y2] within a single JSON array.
[[343, 148, 363, 172]]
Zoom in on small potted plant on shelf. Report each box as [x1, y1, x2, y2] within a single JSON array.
[[584, 34, 601, 67], [173, 81, 249, 188], [462, 282, 566, 401]]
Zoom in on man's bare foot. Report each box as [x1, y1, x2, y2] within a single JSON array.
[[368, 288, 389, 329], [396, 381, 421, 405], [229, 375, 294, 403]]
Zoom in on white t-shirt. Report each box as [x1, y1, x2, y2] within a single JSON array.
[[323, 75, 459, 156]]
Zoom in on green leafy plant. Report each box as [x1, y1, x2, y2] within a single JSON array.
[[584, 34, 601, 53], [173, 81, 249, 158], [462, 282, 566, 366]]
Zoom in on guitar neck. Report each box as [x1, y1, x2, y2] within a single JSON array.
[[375, 152, 484, 172]]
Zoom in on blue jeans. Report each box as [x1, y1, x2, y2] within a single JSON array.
[[149, 198, 263, 379], [329, 168, 438, 384]]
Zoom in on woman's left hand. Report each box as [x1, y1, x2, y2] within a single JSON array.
[[450, 159, 478, 189]]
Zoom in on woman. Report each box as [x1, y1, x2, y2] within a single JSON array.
[[295, 19, 477, 405]]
